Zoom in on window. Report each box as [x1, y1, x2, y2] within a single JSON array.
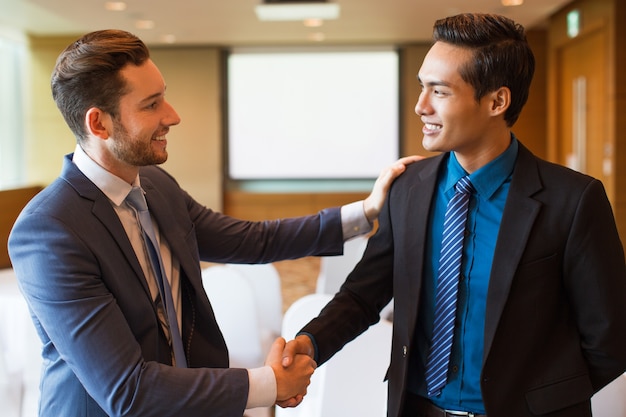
[[0, 28, 26, 189]]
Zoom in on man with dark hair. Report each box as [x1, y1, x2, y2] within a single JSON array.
[[283, 13, 626, 417], [8, 29, 418, 416]]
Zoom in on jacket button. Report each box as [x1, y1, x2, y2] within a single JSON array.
[[403, 346, 408, 357]]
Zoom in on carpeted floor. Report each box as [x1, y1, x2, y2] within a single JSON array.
[[272, 256, 320, 312]]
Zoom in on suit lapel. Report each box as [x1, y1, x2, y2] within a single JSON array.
[[61, 155, 153, 298], [140, 176, 204, 296], [402, 156, 443, 330], [482, 145, 543, 359]]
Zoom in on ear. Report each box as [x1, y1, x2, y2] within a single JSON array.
[[85, 107, 111, 139], [489, 86, 511, 117]]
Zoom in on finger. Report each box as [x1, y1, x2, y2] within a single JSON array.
[[398, 154, 424, 164], [276, 396, 303, 408], [281, 339, 298, 367], [386, 155, 425, 177]]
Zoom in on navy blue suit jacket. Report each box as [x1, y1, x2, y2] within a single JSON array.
[[9, 154, 345, 417]]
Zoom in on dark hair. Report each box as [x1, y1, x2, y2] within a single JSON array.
[[51, 30, 150, 141], [433, 13, 535, 126]]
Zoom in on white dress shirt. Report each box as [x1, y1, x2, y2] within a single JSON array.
[[71, 144, 372, 409]]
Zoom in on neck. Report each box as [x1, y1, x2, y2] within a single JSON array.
[[81, 143, 139, 185], [455, 130, 511, 173]]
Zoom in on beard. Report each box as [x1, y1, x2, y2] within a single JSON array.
[[109, 118, 168, 167]]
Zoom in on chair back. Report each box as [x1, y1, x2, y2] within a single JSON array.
[[316, 235, 368, 295], [276, 293, 391, 417], [201, 265, 264, 368]]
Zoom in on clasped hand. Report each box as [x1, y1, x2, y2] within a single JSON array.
[[266, 335, 316, 408]]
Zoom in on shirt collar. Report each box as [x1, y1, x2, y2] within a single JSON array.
[[445, 134, 518, 199], [72, 144, 141, 207]]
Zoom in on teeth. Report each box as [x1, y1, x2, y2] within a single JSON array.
[[425, 123, 441, 130], [154, 135, 166, 141]]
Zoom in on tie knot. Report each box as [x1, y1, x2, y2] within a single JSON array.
[[126, 186, 148, 212], [455, 176, 474, 195]]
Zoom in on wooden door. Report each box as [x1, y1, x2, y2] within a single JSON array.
[[556, 29, 610, 188]]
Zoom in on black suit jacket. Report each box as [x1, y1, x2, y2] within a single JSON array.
[[8, 154, 345, 417], [302, 143, 626, 417]]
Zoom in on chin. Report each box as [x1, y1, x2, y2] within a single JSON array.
[[422, 137, 438, 153], [149, 152, 168, 165]]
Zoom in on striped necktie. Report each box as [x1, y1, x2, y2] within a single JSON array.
[[425, 175, 473, 397], [126, 186, 188, 367]]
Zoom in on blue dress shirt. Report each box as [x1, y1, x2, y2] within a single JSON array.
[[408, 137, 518, 413]]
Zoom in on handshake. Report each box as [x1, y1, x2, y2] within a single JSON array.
[[265, 335, 317, 408]]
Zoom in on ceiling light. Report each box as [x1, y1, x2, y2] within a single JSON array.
[[104, 2, 127, 11], [255, 3, 340, 21], [304, 18, 324, 27], [135, 20, 155, 30], [161, 34, 177, 44], [501, 0, 523, 5]]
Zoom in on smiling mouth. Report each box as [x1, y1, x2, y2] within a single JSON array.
[[154, 135, 166, 141], [423, 123, 442, 134]]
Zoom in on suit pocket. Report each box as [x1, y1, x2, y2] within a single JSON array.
[[525, 372, 593, 415], [517, 252, 558, 277]]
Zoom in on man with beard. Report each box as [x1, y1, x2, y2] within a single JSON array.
[[8, 29, 417, 417]]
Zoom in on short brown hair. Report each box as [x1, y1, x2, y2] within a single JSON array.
[[51, 30, 150, 141]]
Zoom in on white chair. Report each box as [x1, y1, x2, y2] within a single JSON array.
[[0, 268, 42, 417], [591, 373, 626, 417], [316, 235, 368, 295], [226, 263, 283, 357], [315, 235, 395, 319], [201, 266, 264, 369], [202, 266, 275, 417], [276, 294, 332, 417], [276, 293, 392, 417]]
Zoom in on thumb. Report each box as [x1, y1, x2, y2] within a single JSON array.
[[265, 337, 286, 367], [281, 338, 302, 368]]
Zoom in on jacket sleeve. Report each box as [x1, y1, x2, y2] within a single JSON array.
[[298, 182, 396, 365], [563, 179, 626, 391], [144, 165, 346, 264]]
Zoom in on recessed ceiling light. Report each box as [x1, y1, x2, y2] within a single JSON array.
[[161, 34, 177, 44], [304, 18, 324, 28], [104, 2, 127, 11], [256, 3, 340, 21], [135, 20, 155, 30], [501, 0, 523, 5]]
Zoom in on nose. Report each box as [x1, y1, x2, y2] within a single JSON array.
[[414, 91, 430, 116], [164, 100, 181, 126]]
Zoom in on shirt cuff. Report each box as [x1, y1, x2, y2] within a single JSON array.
[[246, 366, 277, 409], [341, 201, 372, 241]]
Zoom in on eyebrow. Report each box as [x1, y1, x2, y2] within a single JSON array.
[[139, 86, 167, 105], [140, 92, 163, 104], [417, 76, 450, 88]]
